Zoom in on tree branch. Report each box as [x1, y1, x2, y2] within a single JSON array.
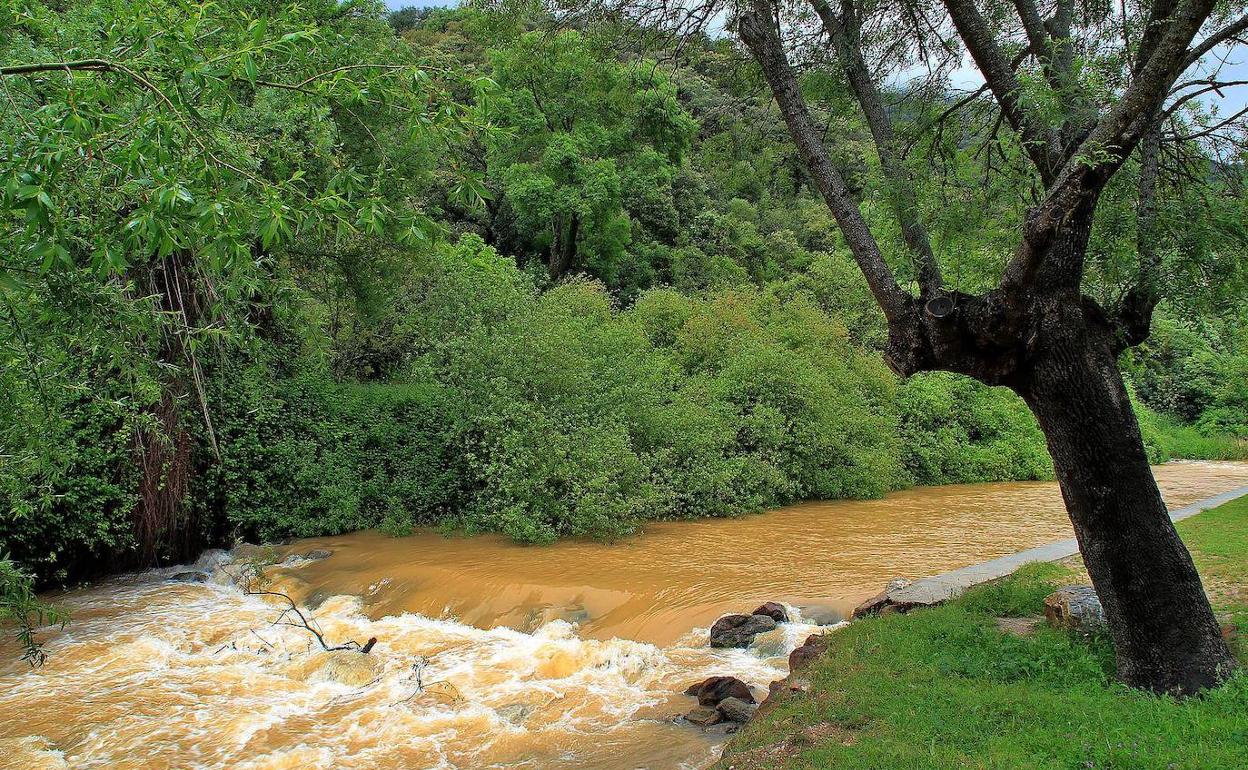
[[940, 0, 1060, 183], [737, 0, 908, 323], [809, 0, 942, 294], [1002, 0, 1219, 291], [1179, 11, 1248, 70], [0, 59, 114, 76], [1113, 125, 1163, 352]]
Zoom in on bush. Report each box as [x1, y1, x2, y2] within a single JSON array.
[[897, 372, 1052, 485], [194, 368, 466, 543], [15, 233, 1237, 583]]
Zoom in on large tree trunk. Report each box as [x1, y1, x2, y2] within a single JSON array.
[[735, 0, 1235, 696], [1017, 292, 1235, 695]]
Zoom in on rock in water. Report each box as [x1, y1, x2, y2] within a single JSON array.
[[1043, 585, 1106, 632], [716, 696, 758, 723], [794, 604, 844, 626], [751, 602, 789, 622], [709, 614, 777, 648], [683, 676, 756, 706], [496, 703, 534, 726], [749, 627, 790, 657], [683, 706, 722, 727], [169, 571, 209, 583], [290, 650, 380, 687]]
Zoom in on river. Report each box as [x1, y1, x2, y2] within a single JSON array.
[[3, 461, 1247, 770]]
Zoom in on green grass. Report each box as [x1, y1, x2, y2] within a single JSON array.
[[1178, 495, 1248, 587], [719, 497, 1248, 770], [1178, 495, 1248, 638]]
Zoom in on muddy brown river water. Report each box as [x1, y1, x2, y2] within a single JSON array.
[[3, 461, 1247, 770]]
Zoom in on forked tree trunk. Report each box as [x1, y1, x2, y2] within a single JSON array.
[[735, 0, 1235, 695], [1017, 292, 1235, 695]]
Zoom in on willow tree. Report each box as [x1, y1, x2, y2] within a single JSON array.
[[594, 0, 1248, 695], [0, 0, 483, 579]]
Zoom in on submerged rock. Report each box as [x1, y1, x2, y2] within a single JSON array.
[[496, 703, 534, 726], [751, 602, 789, 623], [1043, 585, 1105, 632], [290, 649, 381, 687], [709, 614, 777, 648], [716, 696, 758, 723], [280, 549, 333, 568], [192, 549, 231, 572], [793, 604, 844, 626], [683, 706, 722, 727], [749, 627, 790, 657], [684, 675, 756, 707], [168, 571, 209, 583]]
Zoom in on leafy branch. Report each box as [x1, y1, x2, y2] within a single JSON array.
[[223, 562, 375, 654], [0, 555, 66, 666]]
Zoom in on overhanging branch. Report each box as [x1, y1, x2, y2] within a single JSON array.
[[737, 0, 908, 323], [809, 0, 942, 295], [940, 0, 1061, 184]]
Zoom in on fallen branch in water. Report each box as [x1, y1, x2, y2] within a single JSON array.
[[393, 656, 464, 707], [223, 563, 377, 654]]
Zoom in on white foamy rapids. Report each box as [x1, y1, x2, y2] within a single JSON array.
[[0, 567, 828, 770]]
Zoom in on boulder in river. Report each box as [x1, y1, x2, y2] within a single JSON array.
[[1043, 585, 1106, 632], [709, 614, 777, 648], [496, 703, 534, 726], [281, 549, 334, 568], [192, 549, 231, 572], [794, 604, 844, 626], [683, 706, 722, 727], [683, 675, 756, 707], [169, 571, 210, 583], [749, 627, 790, 657], [751, 602, 789, 623], [716, 696, 758, 723]]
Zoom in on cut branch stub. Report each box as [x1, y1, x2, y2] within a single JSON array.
[[925, 295, 954, 318]]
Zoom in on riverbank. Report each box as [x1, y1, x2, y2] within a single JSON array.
[[716, 494, 1248, 769]]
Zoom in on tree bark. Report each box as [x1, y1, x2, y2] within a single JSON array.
[[549, 214, 578, 280], [738, 0, 1236, 695], [1016, 262, 1235, 696]]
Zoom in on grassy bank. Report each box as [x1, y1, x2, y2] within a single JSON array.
[[718, 495, 1248, 770]]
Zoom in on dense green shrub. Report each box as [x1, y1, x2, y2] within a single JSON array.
[[896, 373, 1052, 485], [193, 368, 466, 544], [6, 233, 1244, 585], [0, 390, 142, 583], [1124, 318, 1223, 421], [0, 280, 161, 584], [1197, 354, 1248, 439]]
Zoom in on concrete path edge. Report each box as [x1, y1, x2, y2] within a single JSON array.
[[886, 484, 1248, 607]]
